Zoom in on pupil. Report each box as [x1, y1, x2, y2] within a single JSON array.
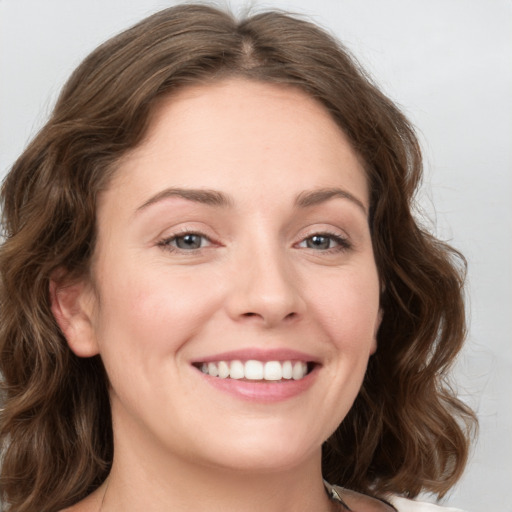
[[308, 235, 330, 250], [177, 234, 201, 249]]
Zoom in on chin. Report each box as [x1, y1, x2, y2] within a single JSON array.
[[193, 427, 323, 475], [208, 449, 316, 475]]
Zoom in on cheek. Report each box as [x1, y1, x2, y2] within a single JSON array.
[[91, 262, 225, 413], [305, 266, 380, 354], [94, 261, 223, 358]]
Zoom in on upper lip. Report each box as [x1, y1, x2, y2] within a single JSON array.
[[190, 348, 321, 364]]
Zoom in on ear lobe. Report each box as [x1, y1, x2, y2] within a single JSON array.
[[50, 272, 99, 358]]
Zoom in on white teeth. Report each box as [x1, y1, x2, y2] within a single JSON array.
[[282, 361, 293, 379], [207, 362, 218, 378], [264, 361, 282, 381], [292, 361, 307, 380], [218, 361, 230, 379], [245, 360, 264, 380], [229, 360, 244, 379], [198, 360, 310, 381]]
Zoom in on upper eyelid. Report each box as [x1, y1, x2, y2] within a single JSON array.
[[155, 223, 352, 245], [157, 232, 215, 254], [296, 232, 350, 246], [160, 231, 213, 244], [294, 227, 354, 252], [156, 223, 218, 241], [296, 225, 350, 240], [165, 230, 210, 239]]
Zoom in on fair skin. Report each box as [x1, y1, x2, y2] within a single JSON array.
[[53, 79, 391, 511]]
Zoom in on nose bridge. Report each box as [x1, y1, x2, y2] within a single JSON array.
[[227, 229, 303, 326]]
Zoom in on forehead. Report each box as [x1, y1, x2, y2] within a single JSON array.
[[106, 78, 368, 210]]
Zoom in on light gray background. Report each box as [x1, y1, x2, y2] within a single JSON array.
[[0, 1, 510, 510]]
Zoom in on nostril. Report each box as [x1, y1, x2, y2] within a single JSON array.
[[241, 311, 299, 322]]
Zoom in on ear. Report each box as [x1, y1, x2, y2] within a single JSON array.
[[50, 270, 100, 357], [370, 308, 383, 355]]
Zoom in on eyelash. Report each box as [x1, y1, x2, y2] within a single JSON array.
[[157, 231, 214, 253], [157, 230, 351, 254], [296, 231, 352, 253]]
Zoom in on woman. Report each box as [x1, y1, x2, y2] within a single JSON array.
[[0, 5, 476, 512]]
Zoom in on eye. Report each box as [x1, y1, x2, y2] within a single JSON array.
[[305, 234, 334, 250], [297, 233, 350, 252], [159, 233, 211, 251]]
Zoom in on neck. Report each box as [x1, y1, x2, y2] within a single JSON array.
[[100, 432, 332, 512]]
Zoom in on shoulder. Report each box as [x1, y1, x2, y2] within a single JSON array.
[[330, 485, 396, 511], [327, 483, 466, 512], [387, 495, 467, 512]]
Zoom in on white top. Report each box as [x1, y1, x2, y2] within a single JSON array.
[[388, 495, 466, 512], [324, 481, 466, 512]]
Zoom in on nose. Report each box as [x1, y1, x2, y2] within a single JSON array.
[[225, 243, 305, 328]]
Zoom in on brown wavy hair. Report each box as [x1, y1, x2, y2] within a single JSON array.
[[0, 4, 476, 511]]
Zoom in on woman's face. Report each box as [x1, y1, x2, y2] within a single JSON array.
[[69, 79, 381, 474]]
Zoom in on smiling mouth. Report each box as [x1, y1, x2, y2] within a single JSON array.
[[193, 360, 315, 382]]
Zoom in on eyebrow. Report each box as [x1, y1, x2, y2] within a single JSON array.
[[294, 187, 367, 215], [135, 186, 367, 215], [136, 187, 233, 213]]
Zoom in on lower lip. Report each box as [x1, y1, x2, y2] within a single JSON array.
[[195, 366, 319, 403]]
